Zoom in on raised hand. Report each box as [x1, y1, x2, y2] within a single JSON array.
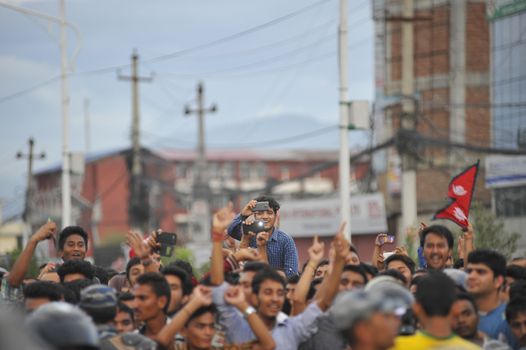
[[234, 247, 259, 262], [334, 222, 350, 261], [213, 202, 236, 233], [394, 246, 408, 256], [224, 285, 247, 309], [191, 285, 213, 307], [241, 199, 257, 217], [256, 231, 269, 247], [308, 235, 325, 264], [31, 220, 57, 244], [146, 229, 161, 252], [127, 230, 150, 259], [463, 221, 474, 241]]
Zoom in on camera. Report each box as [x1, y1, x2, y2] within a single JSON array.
[[253, 201, 270, 212], [242, 219, 267, 234]]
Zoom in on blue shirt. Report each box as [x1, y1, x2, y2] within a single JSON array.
[[212, 282, 322, 350], [479, 302, 519, 349], [227, 214, 299, 276]]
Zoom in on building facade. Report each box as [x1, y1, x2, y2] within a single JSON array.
[[373, 0, 493, 235]]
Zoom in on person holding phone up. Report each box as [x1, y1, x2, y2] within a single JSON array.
[[227, 195, 299, 277]]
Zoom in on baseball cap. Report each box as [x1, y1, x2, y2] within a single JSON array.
[[79, 284, 117, 309], [443, 268, 467, 290]]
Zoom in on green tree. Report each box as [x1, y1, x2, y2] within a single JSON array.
[[470, 201, 520, 259]]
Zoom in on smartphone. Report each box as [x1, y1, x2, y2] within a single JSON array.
[[379, 235, 395, 245], [253, 201, 270, 212], [383, 251, 395, 259], [157, 232, 177, 257]]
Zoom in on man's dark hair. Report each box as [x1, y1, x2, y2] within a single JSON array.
[[506, 296, 526, 322], [136, 272, 171, 313], [252, 268, 286, 295], [385, 254, 416, 274], [255, 195, 280, 213], [343, 264, 368, 284], [61, 279, 96, 304], [419, 225, 454, 249], [57, 260, 95, 283], [126, 257, 141, 282], [415, 271, 457, 317], [185, 304, 217, 327], [306, 278, 323, 300], [118, 291, 135, 302], [117, 302, 135, 323], [360, 263, 378, 278], [467, 249, 507, 278], [243, 261, 270, 273], [161, 265, 193, 296], [92, 265, 109, 285], [378, 269, 408, 286], [171, 259, 195, 279], [58, 226, 89, 251], [455, 291, 478, 314], [506, 265, 526, 282], [23, 281, 63, 301], [509, 280, 526, 301]]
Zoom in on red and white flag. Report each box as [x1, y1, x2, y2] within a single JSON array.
[[433, 161, 479, 228]]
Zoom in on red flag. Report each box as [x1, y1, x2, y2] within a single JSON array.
[[433, 161, 479, 228]]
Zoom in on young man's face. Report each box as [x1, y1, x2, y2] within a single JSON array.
[[114, 310, 135, 333], [466, 263, 502, 296], [184, 312, 216, 350], [509, 311, 526, 346], [63, 272, 88, 283], [422, 233, 451, 270], [254, 208, 276, 232], [133, 284, 167, 322], [239, 270, 257, 301], [165, 274, 186, 314], [386, 260, 412, 287], [451, 299, 479, 339], [315, 264, 329, 278], [128, 264, 144, 286], [255, 279, 285, 318], [60, 234, 87, 261], [339, 270, 365, 292]]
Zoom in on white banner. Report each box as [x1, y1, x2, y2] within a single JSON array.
[[485, 155, 526, 188], [279, 193, 387, 237]]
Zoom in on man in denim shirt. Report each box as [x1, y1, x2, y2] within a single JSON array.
[[227, 196, 298, 277]]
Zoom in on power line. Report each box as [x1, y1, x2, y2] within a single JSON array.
[[0, 75, 61, 103]]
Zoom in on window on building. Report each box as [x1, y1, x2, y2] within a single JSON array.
[[239, 161, 250, 179], [495, 185, 526, 217], [221, 162, 235, 179], [254, 163, 267, 179]]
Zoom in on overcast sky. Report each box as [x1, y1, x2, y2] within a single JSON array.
[[0, 0, 374, 219]]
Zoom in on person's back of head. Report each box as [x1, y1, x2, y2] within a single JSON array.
[[23, 281, 64, 312], [378, 269, 408, 286], [57, 260, 95, 283], [243, 261, 270, 273], [507, 264, 526, 282], [415, 270, 457, 317]]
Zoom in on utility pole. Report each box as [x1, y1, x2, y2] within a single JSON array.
[[59, 0, 72, 227], [400, 0, 417, 243], [16, 138, 46, 247], [118, 50, 153, 231], [184, 82, 217, 265], [84, 98, 91, 156], [338, 0, 352, 241]]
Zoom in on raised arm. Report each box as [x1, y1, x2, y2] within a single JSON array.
[[156, 285, 212, 348], [227, 200, 257, 240], [224, 285, 275, 350], [315, 223, 348, 311], [126, 230, 159, 273], [291, 235, 324, 315], [211, 203, 235, 286], [8, 221, 57, 288]]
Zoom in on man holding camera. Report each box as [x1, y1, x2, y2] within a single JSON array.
[[227, 196, 299, 277]]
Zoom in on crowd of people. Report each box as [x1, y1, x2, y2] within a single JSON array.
[[0, 194, 525, 350]]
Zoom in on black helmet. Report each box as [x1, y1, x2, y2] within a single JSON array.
[[26, 302, 99, 349]]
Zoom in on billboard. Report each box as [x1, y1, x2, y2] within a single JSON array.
[[279, 193, 387, 237]]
